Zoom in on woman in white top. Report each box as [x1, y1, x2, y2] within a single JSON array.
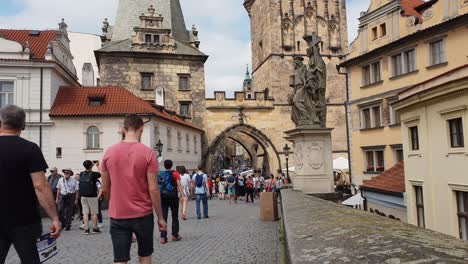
[[218, 178, 226, 200], [179, 167, 191, 220]]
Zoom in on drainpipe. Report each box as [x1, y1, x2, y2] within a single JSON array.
[[39, 67, 43, 150], [336, 65, 352, 185]]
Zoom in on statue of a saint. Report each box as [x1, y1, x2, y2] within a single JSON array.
[[289, 34, 327, 128]]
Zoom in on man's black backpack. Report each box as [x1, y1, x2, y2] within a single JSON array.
[[79, 171, 97, 197]]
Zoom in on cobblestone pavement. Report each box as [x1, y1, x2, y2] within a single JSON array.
[[6, 199, 280, 264]]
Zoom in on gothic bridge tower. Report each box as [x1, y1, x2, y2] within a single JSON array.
[[243, 0, 349, 158]]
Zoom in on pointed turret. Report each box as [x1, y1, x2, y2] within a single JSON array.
[[243, 65, 252, 91]]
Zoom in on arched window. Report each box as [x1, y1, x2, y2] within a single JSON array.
[[155, 86, 165, 107], [86, 126, 100, 149]]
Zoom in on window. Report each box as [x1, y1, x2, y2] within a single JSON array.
[[429, 39, 446, 66], [141, 73, 153, 90], [186, 134, 190, 153], [392, 53, 403, 76], [56, 147, 62, 159], [194, 135, 198, 154], [371, 27, 378, 40], [89, 97, 104, 107], [405, 49, 416, 73], [179, 102, 191, 118], [448, 118, 464, 148], [362, 61, 381, 86], [153, 35, 160, 43], [415, 186, 425, 228], [457, 191, 468, 240], [360, 105, 382, 129], [178, 75, 190, 90], [392, 49, 416, 77], [86, 126, 100, 149], [145, 34, 152, 43], [409, 126, 420, 151], [0, 81, 14, 107], [362, 65, 371, 86], [364, 149, 385, 173], [389, 104, 401, 125], [379, 23, 387, 37], [177, 131, 182, 152], [395, 148, 404, 163], [372, 62, 381, 82], [167, 128, 173, 151]]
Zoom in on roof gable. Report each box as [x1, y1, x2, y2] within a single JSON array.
[[0, 30, 57, 59]]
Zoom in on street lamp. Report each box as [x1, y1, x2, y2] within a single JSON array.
[[283, 144, 291, 183], [155, 140, 164, 157]]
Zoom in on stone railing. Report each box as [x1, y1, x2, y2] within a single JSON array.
[[281, 189, 468, 263]]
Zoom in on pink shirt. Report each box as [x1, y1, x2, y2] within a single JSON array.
[[101, 142, 158, 219]]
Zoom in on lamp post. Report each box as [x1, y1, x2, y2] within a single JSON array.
[[155, 139, 164, 157], [283, 144, 291, 183]]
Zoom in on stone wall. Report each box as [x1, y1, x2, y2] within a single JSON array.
[[282, 189, 468, 263], [98, 55, 206, 128]]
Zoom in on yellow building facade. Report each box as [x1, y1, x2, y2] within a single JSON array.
[[339, 0, 468, 185], [394, 65, 468, 240]]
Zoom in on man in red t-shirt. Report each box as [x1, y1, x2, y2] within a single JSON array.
[[101, 115, 166, 264], [158, 160, 184, 244]]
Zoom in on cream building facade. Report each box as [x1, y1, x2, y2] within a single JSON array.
[[339, 0, 468, 185], [0, 22, 79, 160], [394, 65, 468, 240]]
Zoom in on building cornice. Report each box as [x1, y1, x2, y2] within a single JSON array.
[[340, 13, 468, 67], [358, 1, 401, 27]]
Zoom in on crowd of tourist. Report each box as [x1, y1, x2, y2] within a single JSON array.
[[0, 105, 284, 264]]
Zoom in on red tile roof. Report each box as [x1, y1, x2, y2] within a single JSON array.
[[361, 162, 405, 195], [401, 0, 437, 23], [50, 86, 203, 131], [0, 30, 57, 59]]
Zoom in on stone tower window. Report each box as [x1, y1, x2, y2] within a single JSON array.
[[179, 102, 192, 118], [178, 74, 190, 90], [154, 35, 160, 43], [141, 73, 154, 90], [145, 34, 152, 43]]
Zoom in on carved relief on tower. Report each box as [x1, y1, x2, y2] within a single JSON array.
[[329, 15, 341, 51], [281, 12, 294, 51]]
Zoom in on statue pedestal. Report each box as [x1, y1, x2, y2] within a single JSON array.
[[285, 127, 334, 195]]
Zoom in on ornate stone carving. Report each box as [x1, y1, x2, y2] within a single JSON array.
[[309, 142, 324, 169], [289, 33, 327, 128], [422, 8, 434, 21], [406, 16, 417, 27], [282, 13, 292, 30], [305, 1, 315, 17]]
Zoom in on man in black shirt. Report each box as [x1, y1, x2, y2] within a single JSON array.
[[0, 105, 61, 263], [79, 160, 102, 235]]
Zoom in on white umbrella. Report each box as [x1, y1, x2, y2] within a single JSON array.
[[333, 157, 349, 170], [342, 193, 364, 207]]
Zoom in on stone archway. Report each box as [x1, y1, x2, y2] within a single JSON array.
[[202, 123, 282, 176]]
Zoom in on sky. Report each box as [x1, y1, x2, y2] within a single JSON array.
[[0, 0, 370, 97]]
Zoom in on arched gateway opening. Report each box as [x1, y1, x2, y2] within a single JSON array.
[[202, 124, 282, 177]]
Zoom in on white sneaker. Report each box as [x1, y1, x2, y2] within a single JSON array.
[[79, 224, 86, 230], [98, 224, 103, 228]]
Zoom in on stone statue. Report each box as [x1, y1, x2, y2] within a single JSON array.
[[289, 34, 327, 128]]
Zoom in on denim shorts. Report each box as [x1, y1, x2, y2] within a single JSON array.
[[110, 214, 154, 262], [228, 188, 236, 195]]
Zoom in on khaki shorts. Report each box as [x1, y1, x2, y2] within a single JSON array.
[[81, 197, 99, 215]]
